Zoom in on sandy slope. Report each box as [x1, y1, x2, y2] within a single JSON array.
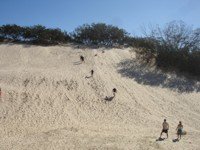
[[0, 44, 200, 150]]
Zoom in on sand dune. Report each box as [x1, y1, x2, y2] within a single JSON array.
[[0, 44, 200, 150]]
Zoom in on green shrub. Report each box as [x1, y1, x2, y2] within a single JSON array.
[[72, 23, 129, 46], [0, 24, 71, 45]]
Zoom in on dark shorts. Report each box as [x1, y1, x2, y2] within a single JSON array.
[[162, 129, 168, 133], [177, 129, 182, 135]]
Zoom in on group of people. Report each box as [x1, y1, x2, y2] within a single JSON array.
[[80, 55, 117, 98], [80, 55, 94, 78], [160, 119, 184, 140]]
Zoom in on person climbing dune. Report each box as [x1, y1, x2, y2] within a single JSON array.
[[91, 69, 94, 77], [80, 55, 84, 62], [85, 70, 94, 79], [112, 88, 117, 97]]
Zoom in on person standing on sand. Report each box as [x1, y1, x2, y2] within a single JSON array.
[[160, 119, 169, 139], [176, 121, 183, 140]]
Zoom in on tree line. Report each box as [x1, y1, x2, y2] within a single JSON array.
[[0, 24, 71, 45], [0, 21, 200, 77], [0, 23, 128, 46]]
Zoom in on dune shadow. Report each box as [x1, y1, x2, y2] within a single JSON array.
[[117, 59, 200, 93]]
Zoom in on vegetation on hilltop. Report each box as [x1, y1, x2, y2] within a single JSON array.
[[135, 21, 200, 77], [0, 24, 71, 44], [71, 23, 129, 46], [0, 21, 200, 77]]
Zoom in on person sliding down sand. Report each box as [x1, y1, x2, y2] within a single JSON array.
[[160, 119, 169, 139], [176, 121, 183, 140]]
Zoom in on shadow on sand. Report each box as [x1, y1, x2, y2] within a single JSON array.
[[85, 76, 92, 79], [156, 137, 165, 141], [117, 59, 200, 93], [104, 96, 115, 102], [172, 138, 179, 142]]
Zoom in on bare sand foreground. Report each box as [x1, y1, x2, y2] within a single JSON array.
[[0, 44, 200, 150]]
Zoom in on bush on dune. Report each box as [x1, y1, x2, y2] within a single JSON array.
[[134, 21, 200, 77], [0, 24, 71, 45], [72, 23, 129, 46], [0, 24, 23, 41]]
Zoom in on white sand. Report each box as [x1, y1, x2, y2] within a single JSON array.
[[0, 44, 200, 150]]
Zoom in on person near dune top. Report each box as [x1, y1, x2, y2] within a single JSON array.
[[112, 88, 117, 97], [176, 121, 183, 140], [80, 55, 84, 62], [160, 119, 169, 139]]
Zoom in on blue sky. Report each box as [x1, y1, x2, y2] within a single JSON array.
[[0, 0, 199, 35]]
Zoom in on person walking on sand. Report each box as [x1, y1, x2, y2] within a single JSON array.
[[176, 121, 183, 140], [160, 119, 169, 139]]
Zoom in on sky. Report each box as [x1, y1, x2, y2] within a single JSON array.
[[0, 0, 199, 36]]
